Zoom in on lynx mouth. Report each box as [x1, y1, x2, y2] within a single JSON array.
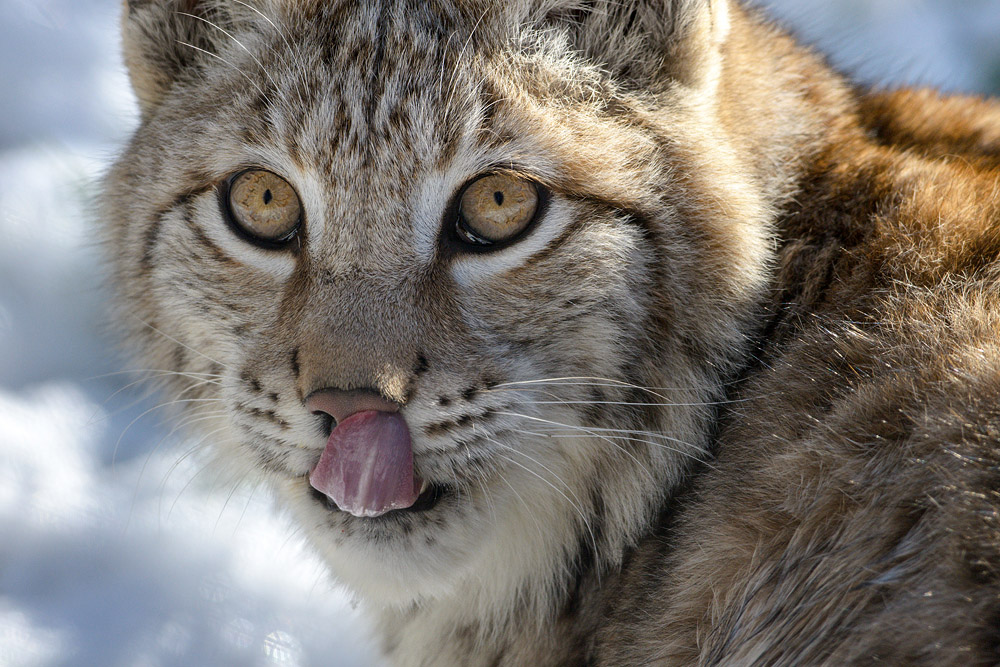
[[309, 481, 451, 517], [309, 409, 420, 517]]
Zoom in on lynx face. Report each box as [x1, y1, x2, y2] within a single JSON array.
[[106, 0, 769, 609]]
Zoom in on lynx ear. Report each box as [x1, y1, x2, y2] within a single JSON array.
[[543, 0, 731, 90], [121, 0, 244, 115]]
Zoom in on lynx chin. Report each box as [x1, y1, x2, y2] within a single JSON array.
[[103, 0, 1000, 664]]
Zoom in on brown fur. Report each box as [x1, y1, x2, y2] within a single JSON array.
[[594, 16, 1000, 664], [104, 1, 1000, 664]]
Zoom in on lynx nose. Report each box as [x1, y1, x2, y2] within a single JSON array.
[[305, 388, 400, 426]]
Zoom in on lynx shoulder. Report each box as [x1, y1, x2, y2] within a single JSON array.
[[104, 0, 1000, 664]]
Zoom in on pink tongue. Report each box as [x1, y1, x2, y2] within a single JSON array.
[[309, 410, 420, 518]]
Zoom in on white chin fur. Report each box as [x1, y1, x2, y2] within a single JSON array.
[[274, 478, 484, 606], [273, 455, 589, 611]]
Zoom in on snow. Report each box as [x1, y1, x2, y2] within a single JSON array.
[[760, 0, 1000, 95], [1, 1, 997, 665]]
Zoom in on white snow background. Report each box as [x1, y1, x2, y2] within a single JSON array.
[[1, 1, 998, 665]]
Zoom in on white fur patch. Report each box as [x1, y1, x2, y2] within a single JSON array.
[[410, 169, 457, 263], [450, 199, 573, 287], [192, 195, 298, 280]]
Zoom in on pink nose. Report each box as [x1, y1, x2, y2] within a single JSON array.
[[305, 388, 400, 424]]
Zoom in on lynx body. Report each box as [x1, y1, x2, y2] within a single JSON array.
[[105, 1, 1000, 663]]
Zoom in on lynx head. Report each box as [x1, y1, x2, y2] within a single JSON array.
[[105, 0, 771, 616]]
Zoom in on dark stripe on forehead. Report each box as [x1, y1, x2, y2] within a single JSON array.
[[304, 4, 466, 133], [241, 91, 281, 147], [366, 4, 389, 129]]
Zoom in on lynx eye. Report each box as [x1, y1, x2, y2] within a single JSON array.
[[455, 173, 541, 247], [223, 169, 302, 246]]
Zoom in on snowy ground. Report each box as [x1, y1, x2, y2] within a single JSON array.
[[1, 1, 998, 665]]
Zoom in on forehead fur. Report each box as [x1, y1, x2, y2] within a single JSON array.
[[120, 0, 762, 312], [130, 0, 684, 226], [124, 0, 721, 114]]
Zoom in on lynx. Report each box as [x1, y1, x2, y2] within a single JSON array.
[[104, 0, 1000, 663]]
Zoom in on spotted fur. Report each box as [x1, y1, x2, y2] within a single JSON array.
[[104, 1, 1000, 664]]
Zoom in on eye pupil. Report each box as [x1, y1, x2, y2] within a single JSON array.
[[263, 189, 273, 205], [493, 191, 504, 206]]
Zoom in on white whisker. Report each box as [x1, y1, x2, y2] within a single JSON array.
[[495, 469, 547, 546], [487, 438, 599, 566], [126, 410, 229, 493], [443, 5, 491, 126], [213, 470, 255, 536], [229, 478, 260, 540], [492, 375, 746, 395], [496, 411, 705, 473], [523, 399, 746, 408], [175, 40, 275, 108], [112, 395, 224, 468], [177, 11, 286, 107], [231, 0, 295, 62], [161, 424, 234, 524], [123, 419, 228, 534], [86, 368, 224, 382], [467, 459, 498, 527], [135, 317, 234, 372], [503, 411, 656, 477], [96, 375, 221, 431]]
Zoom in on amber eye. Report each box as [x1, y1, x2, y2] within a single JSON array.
[[455, 173, 541, 247], [224, 169, 302, 246]]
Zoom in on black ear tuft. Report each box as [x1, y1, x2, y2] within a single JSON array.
[[543, 0, 730, 90], [121, 0, 241, 116]]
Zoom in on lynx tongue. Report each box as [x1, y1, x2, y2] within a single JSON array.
[[309, 411, 420, 518]]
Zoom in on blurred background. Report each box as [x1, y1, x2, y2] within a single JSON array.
[[1, 0, 999, 665]]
